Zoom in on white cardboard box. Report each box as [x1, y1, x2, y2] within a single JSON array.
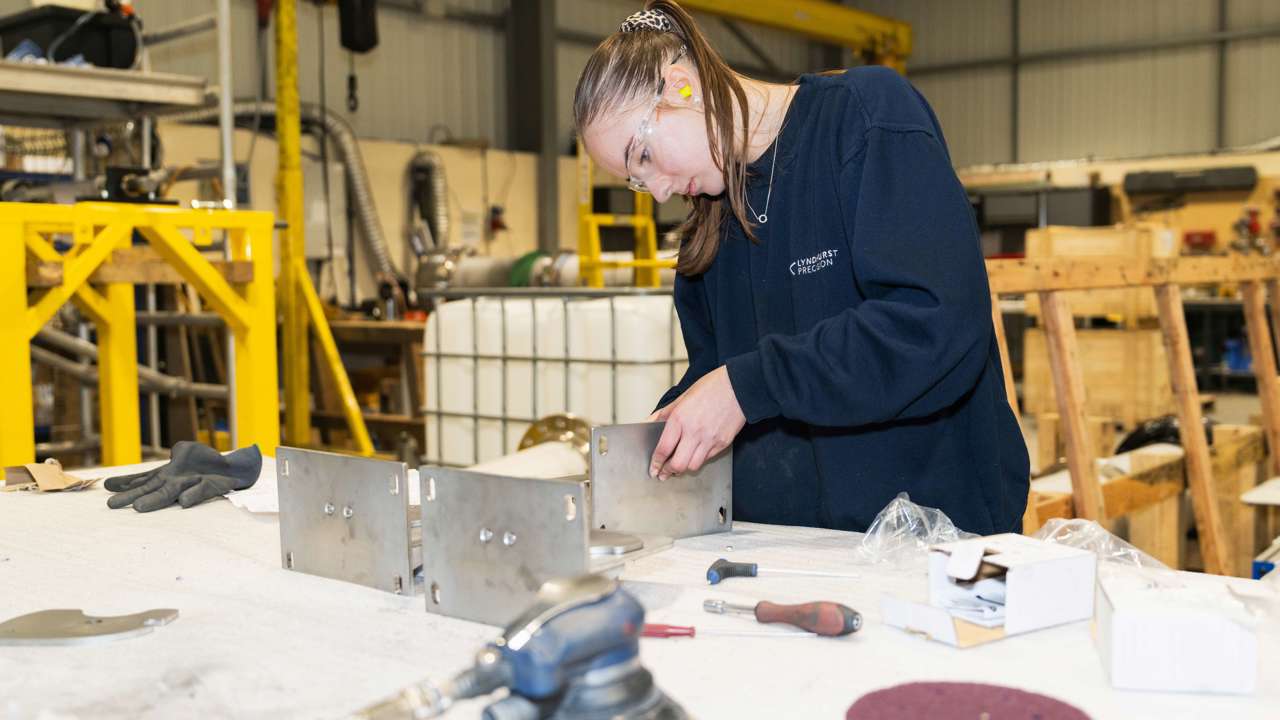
[[881, 533, 1097, 648], [1094, 566, 1261, 695]]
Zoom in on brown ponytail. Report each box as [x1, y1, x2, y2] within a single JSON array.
[[573, 0, 760, 276]]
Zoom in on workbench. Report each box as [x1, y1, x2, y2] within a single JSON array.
[[2, 462, 1278, 719]]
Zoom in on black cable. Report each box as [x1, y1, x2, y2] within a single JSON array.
[[46, 11, 100, 63]]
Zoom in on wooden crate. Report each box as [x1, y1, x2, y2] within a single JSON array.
[[1210, 424, 1268, 577], [1023, 327, 1175, 428], [1033, 413, 1117, 474], [1026, 423, 1268, 576], [1024, 224, 1178, 324]]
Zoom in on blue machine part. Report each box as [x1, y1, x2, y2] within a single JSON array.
[[498, 583, 645, 700]]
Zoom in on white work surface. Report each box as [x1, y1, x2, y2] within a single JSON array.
[[3, 464, 1280, 719]]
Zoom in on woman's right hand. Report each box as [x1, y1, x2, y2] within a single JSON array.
[[647, 365, 745, 481]]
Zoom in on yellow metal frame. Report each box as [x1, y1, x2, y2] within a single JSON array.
[[1, 201, 279, 467], [681, 0, 911, 68], [576, 142, 672, 288], [276, 0, 373, 456]]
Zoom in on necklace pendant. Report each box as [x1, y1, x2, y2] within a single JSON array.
[[757, 214, 768, 224]]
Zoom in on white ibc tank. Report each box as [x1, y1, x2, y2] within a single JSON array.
[[424, 295, 688, 466]]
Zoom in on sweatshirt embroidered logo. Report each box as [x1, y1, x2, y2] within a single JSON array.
[[789, 249, 839, 276]]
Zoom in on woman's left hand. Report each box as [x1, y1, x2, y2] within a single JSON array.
[[648, 366, 746, 481]]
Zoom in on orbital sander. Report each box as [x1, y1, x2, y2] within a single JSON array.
[[354, 574, 688, 720]]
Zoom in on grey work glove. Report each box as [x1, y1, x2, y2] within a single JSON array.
[[104, 441, 262, 512]]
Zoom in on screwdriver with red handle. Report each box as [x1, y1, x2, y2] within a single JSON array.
[[641, 623, 814, 639], [703, 598, 862, 636]]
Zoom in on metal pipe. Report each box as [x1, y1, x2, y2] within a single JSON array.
[[911, 23, 1280, 77], [173, 101, 400, 285], [36, 438, 100, 455], [275, 0, 310, 449], [34, 328, 230, 400], [407, 150, 450, 253], [142, 13, 218, 46], [217, 0, 239, 447], [217, 0, 237, 210], [135, 311, 224, 327], [69, 130, 86, 181], [30, 345, 229, 400], [146, 285, 161, 452], [75, 320, 93, 466]]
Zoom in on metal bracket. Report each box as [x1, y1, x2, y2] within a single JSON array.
[[418, 467, 589, 626], [590, 422, 733, 538], [277, 447, 414, 595], [0, 609, 178, 646]]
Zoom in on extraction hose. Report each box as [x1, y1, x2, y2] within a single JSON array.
[[172, 100, 402, 286], [407, 149, 450, 257]]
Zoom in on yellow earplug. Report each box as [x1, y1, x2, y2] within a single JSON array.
[[679, 85, 693, 99]]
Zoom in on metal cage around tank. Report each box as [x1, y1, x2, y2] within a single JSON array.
[[417, 287, 687, 467]]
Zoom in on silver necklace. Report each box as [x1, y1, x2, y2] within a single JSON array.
[[746, 87, 794, 225], [745, 137, 779, 225]]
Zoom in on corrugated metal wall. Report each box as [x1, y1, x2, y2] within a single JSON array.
[[0, 0, 509, 146], [7, 1, 1273, 165], [852, 0, 1280, 166], [86, 0, 508, 146], [852, 0, 1013, 168], [0, 0, 818, 150], [555, 0, 819, 149], [1225, 0, 1280, 148]]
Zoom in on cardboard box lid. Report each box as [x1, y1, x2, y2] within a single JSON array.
[[932, 533, 1093, 581]]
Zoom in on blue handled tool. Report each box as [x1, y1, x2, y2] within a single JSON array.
[[706, 557, 862, 585]]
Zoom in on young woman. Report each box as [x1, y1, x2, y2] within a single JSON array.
[[573, 1, 1029, 534]]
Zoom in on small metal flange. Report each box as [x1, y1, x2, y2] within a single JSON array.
[[518, 413, 592, 462], [0, 609, 178, 646]]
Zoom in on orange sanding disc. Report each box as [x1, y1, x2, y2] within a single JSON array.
[[847, 682, 1090, 720]]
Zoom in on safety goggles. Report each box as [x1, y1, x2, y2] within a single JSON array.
[[624, 46, 686, 194]]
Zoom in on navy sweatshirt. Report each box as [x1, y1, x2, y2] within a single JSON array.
[[656, 67, 1030, 535]]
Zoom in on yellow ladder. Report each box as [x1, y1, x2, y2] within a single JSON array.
[[577, 144, 674, 288]]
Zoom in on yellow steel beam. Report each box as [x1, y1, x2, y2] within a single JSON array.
[[0, 217, 34, 467], [25, 221, 130, 338], [277, 0, 311, 448], [680, 0, 911, 60], [296, 259, 375, 456], [6, 202, 279, 466], [229, 219, 282, 455], [71, 284, 112, 326], [23, 229, 62, 261], [138, 222, 252, 332], [96, 280, 141, 466]]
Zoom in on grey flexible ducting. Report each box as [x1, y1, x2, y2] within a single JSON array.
[[406, 149, 450, 255], [171, 101, 401, 284]]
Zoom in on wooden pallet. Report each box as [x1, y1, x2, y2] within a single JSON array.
[[989, 254, 1280, 576]]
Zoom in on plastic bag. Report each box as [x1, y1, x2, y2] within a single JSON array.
[[853, 492, 977, 565], [1032, 518, 1168, 569]]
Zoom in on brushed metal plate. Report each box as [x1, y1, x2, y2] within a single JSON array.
[[590, 422, 732, 539], [418, 467, 589, 626], [277, 447, 414, 595]]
